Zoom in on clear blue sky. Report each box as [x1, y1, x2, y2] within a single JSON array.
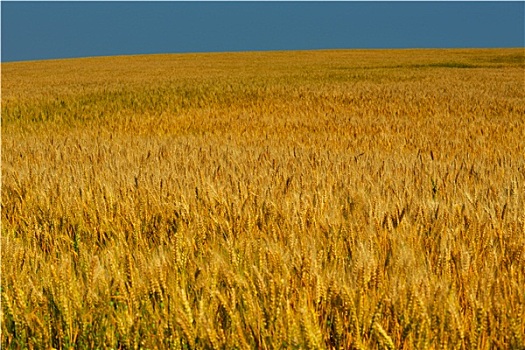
[[1, 2, 524, 62]]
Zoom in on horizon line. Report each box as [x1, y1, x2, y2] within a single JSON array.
[[3, 46, 524, 64]]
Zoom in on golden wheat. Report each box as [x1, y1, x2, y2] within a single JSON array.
[[2, 48, 524, 349]]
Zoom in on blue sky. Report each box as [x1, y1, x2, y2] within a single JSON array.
[[1, 2, 524, 62]]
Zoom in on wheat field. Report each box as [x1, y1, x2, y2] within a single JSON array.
[[2, 48, 525, 349]]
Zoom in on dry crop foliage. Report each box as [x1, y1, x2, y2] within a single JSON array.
[[2, 48, 525, 349]]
